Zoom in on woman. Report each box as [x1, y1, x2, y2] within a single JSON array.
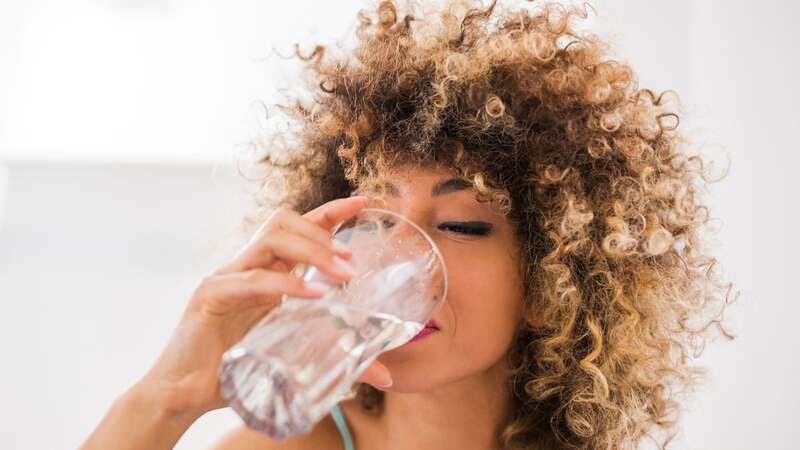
[[81, 1, 735, 449]]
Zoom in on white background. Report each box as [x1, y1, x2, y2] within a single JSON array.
[[0, 1, 798, 449]]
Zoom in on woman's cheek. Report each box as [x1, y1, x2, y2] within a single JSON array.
[[463, 253, 522, 338]]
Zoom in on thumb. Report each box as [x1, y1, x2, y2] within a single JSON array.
[[357, 360, 393, 388]]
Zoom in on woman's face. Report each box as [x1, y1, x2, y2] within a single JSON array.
[[354, 164, 524, 393]]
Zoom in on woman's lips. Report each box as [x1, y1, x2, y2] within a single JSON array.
[[409, 319, 440, 342]]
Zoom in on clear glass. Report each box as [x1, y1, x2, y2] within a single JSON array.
[[218, 207, 448, 439]]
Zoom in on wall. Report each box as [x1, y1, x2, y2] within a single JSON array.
[[1, 1, 798, 448]]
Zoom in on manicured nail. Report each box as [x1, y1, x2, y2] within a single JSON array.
[[331, 239, 353, 255], [376, 374, 393, 388], [333, 255, 358, 277], [305, 281, 331, 295]]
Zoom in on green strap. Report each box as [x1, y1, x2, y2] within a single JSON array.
[[330, 403, 356, 450]]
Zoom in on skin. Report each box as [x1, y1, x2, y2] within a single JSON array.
[[350, 165, 525, 450], [80, 164, 525, 450], [79, 194, 392, 450]]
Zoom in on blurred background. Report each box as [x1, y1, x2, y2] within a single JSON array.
[[1, 1, 797, 449]]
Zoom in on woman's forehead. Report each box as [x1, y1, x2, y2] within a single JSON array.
[[354, 173, 511, 216], [359, 164, 463, 186], [355, 170, 473, 196]]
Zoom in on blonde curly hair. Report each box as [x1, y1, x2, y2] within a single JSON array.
[[242, 1, 737, 448]]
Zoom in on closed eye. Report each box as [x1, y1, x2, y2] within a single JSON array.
[[439, 222, 493, 236], [381, 219, 492, 236]]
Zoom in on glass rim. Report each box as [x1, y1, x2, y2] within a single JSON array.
[[331, 207, 448, 307]]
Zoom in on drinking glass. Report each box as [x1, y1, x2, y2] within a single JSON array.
[[218, 207, 448, 439]]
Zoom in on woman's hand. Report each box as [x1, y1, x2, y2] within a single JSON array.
[[139, 195, 394, 418]]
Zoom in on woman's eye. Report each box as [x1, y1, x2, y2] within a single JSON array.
[[378, 219, 491, 236], [439, 222, 493, 236]]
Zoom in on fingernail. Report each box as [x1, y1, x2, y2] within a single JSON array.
[[305, 281, 331, 294], [331, 239, 352, 255], [376, 374, 393, 388], [333, 255, 358, 277]]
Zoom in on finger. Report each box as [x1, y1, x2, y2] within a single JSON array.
[[215, 198, 366, 276], [221, 229, 357, 280], [303, 195, 370, 231], [272, 207, 354, 258], [197, 269, 329, 314], [357, 360, 393, 389], [214, 207, 306, 276]]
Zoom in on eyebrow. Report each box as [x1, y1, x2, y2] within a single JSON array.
[[362, 177, 474, 198]]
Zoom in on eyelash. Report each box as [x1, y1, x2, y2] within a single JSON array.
[[438, 222, 493, 236], [380, 220, 492, 236]]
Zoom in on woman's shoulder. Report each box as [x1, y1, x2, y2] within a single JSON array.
[[208, 409, 345, 450]]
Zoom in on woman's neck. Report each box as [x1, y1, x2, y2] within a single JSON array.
[[374, 359, 514, 450]]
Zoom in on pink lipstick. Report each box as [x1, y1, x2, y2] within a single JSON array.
[[409, 319, 439, 342]]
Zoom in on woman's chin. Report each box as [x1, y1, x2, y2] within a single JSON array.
[[373, 359, 449, 394]]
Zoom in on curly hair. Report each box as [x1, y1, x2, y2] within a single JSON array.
[[239, 1, 737, 449]]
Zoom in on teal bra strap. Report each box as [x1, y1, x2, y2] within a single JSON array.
[[330, 403, 355, 450]]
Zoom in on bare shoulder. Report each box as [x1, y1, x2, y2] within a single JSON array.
[[207, 413, 343, 450]]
